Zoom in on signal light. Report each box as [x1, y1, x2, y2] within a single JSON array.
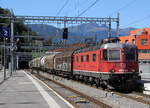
[[16, 38, 21, 52], [63, 28, 68, 39]]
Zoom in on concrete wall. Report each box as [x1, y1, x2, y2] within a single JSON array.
[[139, 63, 150, 79]]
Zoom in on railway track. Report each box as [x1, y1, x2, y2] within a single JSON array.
[[28, 69, 150, 108], [85, 81, 150, 106], [133, 91, 150, 98], [106, 90, 150, 105], [29, 71, 113, 108]]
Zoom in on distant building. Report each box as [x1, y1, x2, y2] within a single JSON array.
[[34, 37, 44, 46], [120, 28, 150, 62], [119, 28, 150, 77]]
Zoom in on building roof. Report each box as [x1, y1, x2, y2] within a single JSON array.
[[119, 27, 150, 50], [130, 28, 150, 36]]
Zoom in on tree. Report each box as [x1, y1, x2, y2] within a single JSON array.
[[0, 7, 11, 27], [0, 7, 39, 66], [0, 7, 37, 36]]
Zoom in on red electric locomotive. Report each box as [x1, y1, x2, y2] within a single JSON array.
[[29, 41, 141, 90], [73, 42, 140, 90]]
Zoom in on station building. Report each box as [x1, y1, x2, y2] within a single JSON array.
[[119, 28, 150, 77]]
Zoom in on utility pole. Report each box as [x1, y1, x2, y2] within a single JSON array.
[[108, 17, 111, 39], [16, 55, 19, 69], [0, 42, 2, 70], [10, 15, 14, 76], [116, 13, 120, 37], [63, 19, 67, 46]]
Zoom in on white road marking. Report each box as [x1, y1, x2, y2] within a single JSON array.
[[24, 71, 61, 108], [24, 71, 75, 108]]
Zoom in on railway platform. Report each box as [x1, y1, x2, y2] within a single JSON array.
[[0, 69, 10, 83], [0, 70, 74, 108], [141, 78, 150, 95]]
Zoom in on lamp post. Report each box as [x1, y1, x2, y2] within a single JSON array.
[[10, 16, 14, 76]]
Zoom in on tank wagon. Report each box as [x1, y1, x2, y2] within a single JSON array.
[[29, 42, 141, 90]]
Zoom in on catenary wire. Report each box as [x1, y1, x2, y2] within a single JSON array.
[[121, 15, 150, 27], [78, 0, 100, 17], [109, 0, 138, 16], [56, 0, 70, 16]]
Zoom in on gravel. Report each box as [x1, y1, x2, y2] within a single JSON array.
[[35, 71, 150, 108]]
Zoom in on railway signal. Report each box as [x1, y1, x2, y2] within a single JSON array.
[[63, 28, 68, 39]]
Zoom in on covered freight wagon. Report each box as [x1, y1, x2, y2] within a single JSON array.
[[54, 51, 74, 76]]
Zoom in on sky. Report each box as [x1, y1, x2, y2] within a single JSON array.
[[0, 0, 150, 28]]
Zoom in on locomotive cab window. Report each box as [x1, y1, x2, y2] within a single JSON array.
[[76, 56, 78, 62], [103, 49, 120, 61], [81, 55, 84, 62], [86, 55, 89, 62], [92, 54, 96, 61], [103, 50, 108, 60]]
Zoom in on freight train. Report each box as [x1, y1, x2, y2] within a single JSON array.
[[29, 42, 141, 90]]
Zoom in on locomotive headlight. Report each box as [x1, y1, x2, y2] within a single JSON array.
[[110, 69, 115, 73]]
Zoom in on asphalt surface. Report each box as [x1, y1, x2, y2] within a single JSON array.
[[0, 69, 10, 83], [0, 70, 74, 108]]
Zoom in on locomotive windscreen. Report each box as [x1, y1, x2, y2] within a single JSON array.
[[104, 49, 120, 61]]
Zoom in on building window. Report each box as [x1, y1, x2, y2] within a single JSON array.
[[141, 39, 148, 45], [81, 55, 84, 62], [125, 40, 128, 43], [92, 54, 96, 61], [86, 55, 89, 62], [138, 49, 150, 53], [132, 39, 135, 44]]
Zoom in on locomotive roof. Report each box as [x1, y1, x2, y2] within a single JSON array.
[[101, 43, 137, 49], [74, 43, 137, 53]]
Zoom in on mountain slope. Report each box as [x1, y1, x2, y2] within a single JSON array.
[[28, 23, 136, 43]]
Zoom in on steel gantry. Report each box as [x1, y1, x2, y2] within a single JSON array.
[[16, 15, 118, 24], [0, 14, 120, 37], [17, 15, 120, 37]]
